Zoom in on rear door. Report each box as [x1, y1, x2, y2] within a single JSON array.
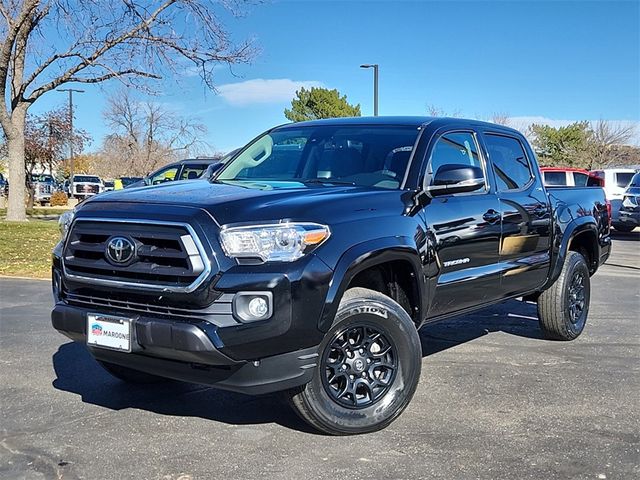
[[422, 130, 503, 317], [481, 132, 552, 296]]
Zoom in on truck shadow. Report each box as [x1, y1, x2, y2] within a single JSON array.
[[610, 230, 640, 242], [419, 299, 543, 356], [51, 343, 318, 434], [51, 299, 542, 433]]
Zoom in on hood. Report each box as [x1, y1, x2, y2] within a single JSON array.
[[87, 179, 411, 225]]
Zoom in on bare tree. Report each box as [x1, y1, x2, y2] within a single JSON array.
[[490, 112, 510, 126], [426, 104, 462, 118], [587, 119, 636, 169], [99, 89, 207, 177], [0, 0, 254, 220]]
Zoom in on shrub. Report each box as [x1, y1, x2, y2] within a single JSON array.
[[50, 191, 68, 207]]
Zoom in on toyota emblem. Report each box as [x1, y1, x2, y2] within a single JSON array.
[[105, 236, 136, 264]]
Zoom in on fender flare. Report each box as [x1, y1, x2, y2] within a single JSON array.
[[545, 216, 599, 289], [317, 236, 425, 332]]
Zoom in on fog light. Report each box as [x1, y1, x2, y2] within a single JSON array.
[[233, 292, 273, 322], [248, 297, 268, 318]]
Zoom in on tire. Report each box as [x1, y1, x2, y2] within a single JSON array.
[[287, 287, 422, 435], [98, 361, 169, 384], [613, 224, 635, 233], [537, 251, 590, 341]]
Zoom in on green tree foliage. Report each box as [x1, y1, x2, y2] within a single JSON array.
[[529, 120, 637, 169], [284, 87, 361, 122], [529, 121, 592, 168]]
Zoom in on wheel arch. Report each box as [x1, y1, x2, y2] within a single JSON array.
[[545, 217, 599, 290], [317, 237, 425, 332]]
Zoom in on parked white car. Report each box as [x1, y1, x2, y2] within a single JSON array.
[[590, 168, 637, 223], [70, 174, 104, 200]]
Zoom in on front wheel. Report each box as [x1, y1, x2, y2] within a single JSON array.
[[288, 287, 422, 435], [537, 251, 591, 340]]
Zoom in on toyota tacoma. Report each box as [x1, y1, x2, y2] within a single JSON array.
[[52, 117, 611, 435]]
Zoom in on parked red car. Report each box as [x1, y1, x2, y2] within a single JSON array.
[[540, 167, 604, 187]]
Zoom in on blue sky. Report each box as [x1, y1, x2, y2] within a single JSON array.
[[32, 0, 640, 153]]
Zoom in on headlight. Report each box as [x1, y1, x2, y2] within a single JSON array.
[[58, 211, 75, 240], [220, 222, 330, 262]]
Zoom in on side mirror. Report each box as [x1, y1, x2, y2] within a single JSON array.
[[204, 162, 223, 179], [426, 164, 485, 196]]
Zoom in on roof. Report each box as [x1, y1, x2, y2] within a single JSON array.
[[540, 167, 590, 173], [166, 157, 222, 167], [275, 116, 522, 134]]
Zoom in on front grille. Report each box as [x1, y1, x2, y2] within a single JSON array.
[[63, 218, 211, 292], [76, 184, 98, 194], [38, 184, 53, 194], [62, 290, 238, 327], [622, 196, 639, 211], [64, 290, 231, 316]]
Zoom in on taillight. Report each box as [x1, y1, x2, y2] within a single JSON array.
[[605, 200, 612, 228]]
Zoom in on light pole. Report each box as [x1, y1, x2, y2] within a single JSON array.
[[360, 64, 379, 116], [57, 88, 84, 181]]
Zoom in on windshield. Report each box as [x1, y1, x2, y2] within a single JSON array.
[[615, 172, 634, 188], [74, 175, 100, 183], [628, 173, 640, 188], [31, 174, 54, 183], [216, 125, 420, 189]]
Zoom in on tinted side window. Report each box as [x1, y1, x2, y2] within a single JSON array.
[[427, 131, 484, 180], [573, 172, 588, 186], [180, 164, 207, 180], [150, 166, 178, 185], [543, 171, 567, 186], [484, 134, 532, 191]]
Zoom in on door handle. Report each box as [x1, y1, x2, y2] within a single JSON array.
[[482, 209, 500, 223]]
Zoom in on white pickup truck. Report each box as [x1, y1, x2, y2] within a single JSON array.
[[69, 174, 104, 200]]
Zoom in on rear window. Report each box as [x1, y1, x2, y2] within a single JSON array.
[[586, 175, 602, 187], [573, 172, 588, 186], [615, 172, 634, 188], [543, 171, 567, 186], [180, 164, 208, 180], [74, 176, 100, 183]]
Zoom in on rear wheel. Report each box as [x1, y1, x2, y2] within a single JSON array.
[[537, 251, 590, 340], [288, 287, 422, 435], [98, 361, 169, 384]]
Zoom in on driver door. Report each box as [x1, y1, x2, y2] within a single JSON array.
[[421, 130, 503, 317]]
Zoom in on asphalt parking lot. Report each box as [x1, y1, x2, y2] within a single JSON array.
[[1, 233, 638, 480]]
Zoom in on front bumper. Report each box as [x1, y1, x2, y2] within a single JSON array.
[[52, 302, 319, 394], [51, 204, 336, 393], [615, 210, 640, 228]]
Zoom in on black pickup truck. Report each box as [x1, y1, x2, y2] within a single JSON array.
[[52, 117, 611, 435]]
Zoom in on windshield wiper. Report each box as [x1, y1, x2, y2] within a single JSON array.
[[302, 178, 357, 186]]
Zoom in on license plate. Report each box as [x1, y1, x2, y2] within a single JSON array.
[[87, 313, 132, 352]]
